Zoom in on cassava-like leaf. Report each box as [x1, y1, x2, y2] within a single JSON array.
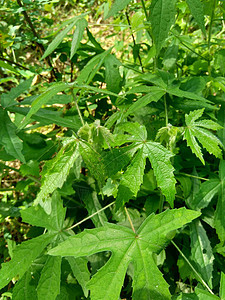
[[184, 109, 223, 164], [79, 141, 105, 188], [124, 86, 165, 118], [35, 139, 79, 205], [186, 0, 206, 36], [191, 179, 220, 210], [18, 82, 69, 130], [116, 148, 146, 209], [143, 141, 176, 207], [12, 267, 37, 300], [66, 257, 90, 297], [0, 107, 25, 163], [1, 77, 33, 108], [37, 256, 61, 300], [41, 17, 82, 60], [150, 0, 176, 54], [22, 192, 66, 231], [48, 208, 200, 300], [190, 220, 214, 288], [70, 18, 88, 59], [104, 54, 122, 93], [105, 0, 132, 19], [0, 233, 55, 290]]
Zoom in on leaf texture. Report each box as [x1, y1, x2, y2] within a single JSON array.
[[48, 208, 200, 300], [106, 0, 132, 19], [186, 0, 206, 35], [70, 18, 88, 59]]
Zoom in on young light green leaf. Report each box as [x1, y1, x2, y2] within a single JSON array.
[[105, 0, 132, 19], [220, 272, 225, 299], [1, 77, 33, 108], [116, 148, 146, 209], [186, 0, 206, 36], [41, 17, 81, 60], [104, 54, 122, 93], [190, 220, 214, 288], [18, 82, 69, 130], [70, 18, 88, 59], [22, 192, 66, 231], [66, 257, 90, 297], [143, 141, 176, 207], [0, 107, 25, 163], [0, 60, 20, 74], [37, 256, 61, 300], [48, 208, 200, 300], [35, 140, 79, 205], [191, 179, 220, 210], [184, 109, 223, 164], [0, 233, 55, 290], [150, 0, 176, 54], [195, 287, 220, 299]]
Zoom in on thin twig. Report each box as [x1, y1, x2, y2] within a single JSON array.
[[124, 206, 137, 234], [178, 173, 209, 181], [71, 88, 85, 126], [66, 201, 115, 231]]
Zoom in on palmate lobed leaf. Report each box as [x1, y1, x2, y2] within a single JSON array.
[[48, 207, 200, 300], [184, 109, 223, 164]]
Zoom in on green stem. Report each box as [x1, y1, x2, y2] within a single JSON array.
[[171, 240, 214, 295], [178, 173, 209, 181], [66, 201, 115, 231], [164, 95, 168, 127], [71, 88, 85, 126], [124, 206, 137, 234], [141, 0, 149, 21]]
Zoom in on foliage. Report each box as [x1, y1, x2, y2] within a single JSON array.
[[1, 0, 225, 299]]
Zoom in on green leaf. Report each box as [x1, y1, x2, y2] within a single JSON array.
[[12, 268, 38, 300], [0, 233, 55, 290], [105, 0, 132, 19], [150, 0, 176, 54], [186, 0, 206, 36], [70, 18, 88, 59], [184, 109, 223, 164], [116, 148, 146, 209], [191, 179, 220, 210], [67, 257, 90, 297], [79, 141, 105, 188], [104, 54, 122, 93], [195, 287, 220, 299], [82, 178, 108, 227], [35, 140, 79, 205], [124, 86, 165, 118], [41, 17, 81, 60], [220, 272, 225, 300], [0, 107, 25, 163], [1, 77, 33, 108], [143, 141, 176, 207], [22, 192, 66, 231], [190, 220, 214, 288], [215, 161, 225, 243], [48, 208, 200, 300], [76, 48, 112, 85], [18, 82, 69, 130], [0, 60, 20, 74], [37, 256, 61, 300]]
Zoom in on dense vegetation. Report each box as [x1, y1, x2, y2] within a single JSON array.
[[1, 0, 225, 299]]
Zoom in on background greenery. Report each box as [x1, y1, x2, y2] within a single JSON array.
[[1, 0, 225, 299]]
